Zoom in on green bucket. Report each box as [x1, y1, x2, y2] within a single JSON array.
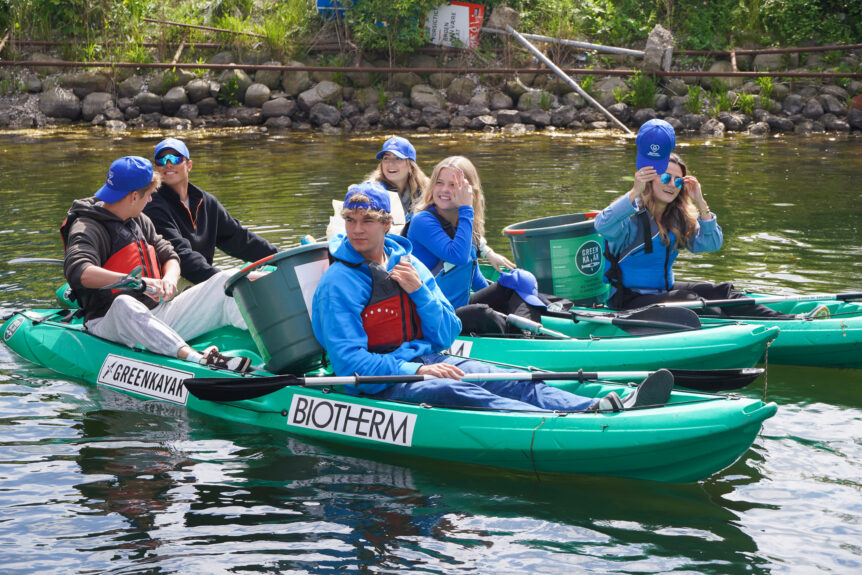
[[225, 244, 330, 374], [503, 213, 608, 306]]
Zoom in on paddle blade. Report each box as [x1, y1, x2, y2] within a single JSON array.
[[621, 306, 702, 329], [668, 368, 763, 392], [184, 375, 298, 402]]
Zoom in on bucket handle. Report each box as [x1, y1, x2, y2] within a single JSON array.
[[503, 211, 602, 235], [238, 254, 276, 276], [225, 254, 277, 296]]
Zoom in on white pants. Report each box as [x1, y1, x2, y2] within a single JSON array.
[[86, 271, 247, 357]]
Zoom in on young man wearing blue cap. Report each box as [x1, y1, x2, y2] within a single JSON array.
[[62, 156, 252, 372], [143, 137, 278, 284], [311, 182, 672, 411]]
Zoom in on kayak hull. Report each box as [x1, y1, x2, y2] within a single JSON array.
[[453, 321, 779, 372], [2, 310, 777, 483], [700, 298, 862, 368]]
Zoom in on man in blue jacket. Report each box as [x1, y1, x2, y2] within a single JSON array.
[[144, 138, 278, 284], [312, 182, 671, 411]]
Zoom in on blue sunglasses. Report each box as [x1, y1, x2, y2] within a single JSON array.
[[155, 154, 185, 166], [660, 173, 685, 189]]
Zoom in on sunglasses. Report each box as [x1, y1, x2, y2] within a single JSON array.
[[660, 173, 685, 189], [155, 154, 185, 166]]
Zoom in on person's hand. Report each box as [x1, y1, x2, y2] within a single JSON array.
[[630, 166, 656, 201], [160, 276, 178, 301], [417, 362, 465, 380], [389, 260, 422, 293], [684, 175, 704, 204], [485, 249, 516, 272], [142, 277, 173, 302], [452, 169, 474, 208]]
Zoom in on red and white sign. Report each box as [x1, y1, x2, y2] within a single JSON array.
[[424, 2, 484, 49]]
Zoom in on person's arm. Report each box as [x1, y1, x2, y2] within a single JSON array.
[[470, 262, 490, 292], [212, 200, 278, 263], [407, 208, 476, 265], [593, 193, 639, 246], [689, 215, 723, 253], [389, 258, 462, 351]]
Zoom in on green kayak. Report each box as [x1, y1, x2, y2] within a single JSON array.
[[480, 265, 861, 369], [2, 309, 776, 483]]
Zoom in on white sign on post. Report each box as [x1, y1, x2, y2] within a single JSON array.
[[424, 2, 485, 49]]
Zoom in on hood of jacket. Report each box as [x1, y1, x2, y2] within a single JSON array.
[[328, 231, 413, 270]]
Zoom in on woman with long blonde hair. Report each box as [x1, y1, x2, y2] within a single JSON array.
[[408, 156, 544, 334]]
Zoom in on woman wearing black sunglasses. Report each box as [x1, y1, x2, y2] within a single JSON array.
[[594, 120, 794, 318]]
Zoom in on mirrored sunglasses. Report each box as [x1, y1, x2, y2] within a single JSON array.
[[660, 173, 685, 189], [155, 154, 185, 166]]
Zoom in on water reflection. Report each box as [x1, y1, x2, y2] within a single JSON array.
[[1, 130, 861, 573]]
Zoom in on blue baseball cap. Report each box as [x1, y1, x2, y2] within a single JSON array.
[[498, 269, 546, 308], [95, 156, 154, 203], [375, 136, 416, 162], [154, 137, 190, 160], [344, 181, 391, 213], [635, 119, 676, 173]]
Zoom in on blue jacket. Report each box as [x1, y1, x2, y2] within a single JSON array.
[[311, 233, 462, 394], [595, 194, 723, 300], [407, 206, 489, 308]]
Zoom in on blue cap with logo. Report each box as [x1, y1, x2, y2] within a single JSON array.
[[154, 137, 190, 160], [95, 156, 154, 203], [635, 119, 676, 174], [498, 269, 546, 308], [375, 136, 416, 162], [344, 181, 391, 213]]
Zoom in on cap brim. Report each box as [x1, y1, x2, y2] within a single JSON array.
[[376, 149, 409, 160], [519, 293, 547, 307], [95, 185, 129, 203], [636, 150, 669, 174]]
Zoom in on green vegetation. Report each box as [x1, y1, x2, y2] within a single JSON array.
[[734, 92, 756, 115], [0, 1, 858, 62], [709, 80, 732, 116], [685, 85, 704, 114], [627, 70, 657, 109]]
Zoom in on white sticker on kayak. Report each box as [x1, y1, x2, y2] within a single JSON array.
[[445, 339, 473, 357], [4, 317, 24, 341], [287, 394, 417, 447], [98, 354, 192, 405]]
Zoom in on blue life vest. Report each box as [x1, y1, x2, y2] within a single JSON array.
[[421, 207, 479, 309], [604, 209, 679, 307]]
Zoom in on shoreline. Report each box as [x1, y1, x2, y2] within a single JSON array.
[[2, 49, 861, 137]]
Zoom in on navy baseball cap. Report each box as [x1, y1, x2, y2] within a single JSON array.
[[635, 119, 676, 173], [498, 269, 546, 308], [154, 137, 190, 160], [344, 181, 391, 213], [375, 136, 416, 162], [95, 156, 154, 203]]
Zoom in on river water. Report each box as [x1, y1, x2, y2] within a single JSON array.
[[0, 129, 860, 574]]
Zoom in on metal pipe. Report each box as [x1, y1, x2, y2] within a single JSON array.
[[0, 60, 859, 79], [142, 17, 265, 39], [504, 25, 632, 134], [484, 27, 644, 58]]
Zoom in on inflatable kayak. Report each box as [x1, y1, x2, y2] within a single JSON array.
[[452, 317, 778, 372], [697, 297, 862, 369], [1, 309, 776, 483], [561, 299, 862, 369]]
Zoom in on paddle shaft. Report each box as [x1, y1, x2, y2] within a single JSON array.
[[498, 312, 570, 339], [658, 292, 862, 309]]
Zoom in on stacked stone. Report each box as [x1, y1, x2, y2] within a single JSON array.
[[1, 48, 861, 134]]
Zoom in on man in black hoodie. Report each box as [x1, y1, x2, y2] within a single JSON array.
[[143, 138, 278, 284], [63, 156, 252, 373]]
